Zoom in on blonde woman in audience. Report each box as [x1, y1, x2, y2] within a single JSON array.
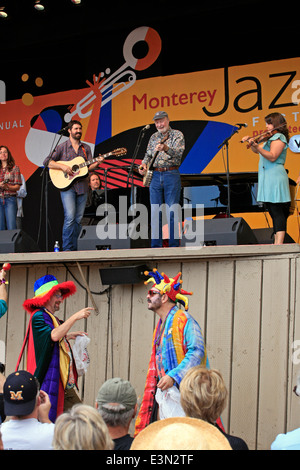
[[52, 404, 114, 450], [180, 366, 249, 450]]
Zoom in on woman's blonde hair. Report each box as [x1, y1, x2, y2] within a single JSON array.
[[53, 404, 114, 450], [180, 366, 228, 424]]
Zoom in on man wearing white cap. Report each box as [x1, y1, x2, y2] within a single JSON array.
[[139, 111, 185, 248]]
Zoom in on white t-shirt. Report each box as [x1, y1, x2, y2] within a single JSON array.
[[1, 418, 54, 450]]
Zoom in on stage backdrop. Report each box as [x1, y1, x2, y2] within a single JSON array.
[[1, 26, 300, 245]]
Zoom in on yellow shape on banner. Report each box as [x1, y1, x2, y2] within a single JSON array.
[[35, 77, 43, 87], [22, 93, 34, 106]]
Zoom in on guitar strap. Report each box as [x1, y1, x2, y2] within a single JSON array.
[[80, 144, 87, 161], [150, 132, 169, 169]]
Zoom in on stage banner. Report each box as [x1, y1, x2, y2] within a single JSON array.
[[1, 26, 300, 238]]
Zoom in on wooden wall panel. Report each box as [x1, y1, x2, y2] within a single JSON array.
[[84, 264, 110, 407], [5, 266, 28, 374], [205, 259, 235, 430], [288, 257, 300, 433], [257, 258, 291, 450], [1, 246, 300, 450], [230, 259, 262, 449]]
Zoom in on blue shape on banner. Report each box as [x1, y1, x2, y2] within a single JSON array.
[[40, 109, 63, 134], [180, 121, 238, 174], [96, 91, 112, 145]]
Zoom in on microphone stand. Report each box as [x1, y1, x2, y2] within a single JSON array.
[[126, 127, 148, 207], [40, 131, 66, 251], [104, 168, 108, 210], [218, 125, 243, 217]]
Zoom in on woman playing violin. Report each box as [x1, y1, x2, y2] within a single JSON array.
[[242, 113, 290, 245]]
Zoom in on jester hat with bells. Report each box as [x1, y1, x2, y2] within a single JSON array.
[[144, 269, 192, 310]]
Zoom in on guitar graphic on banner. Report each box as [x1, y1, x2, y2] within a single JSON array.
[[25, 27, 162, 171]]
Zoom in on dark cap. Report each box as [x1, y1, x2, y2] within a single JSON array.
[[153, 111, 169, 121], [3, 371, 38, 416]]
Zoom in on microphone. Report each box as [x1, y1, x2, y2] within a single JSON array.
[[235, 123, 248, 128], [141, 124, 150, 132], [57, 125, 69, 134]]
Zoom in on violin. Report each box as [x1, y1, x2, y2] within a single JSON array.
[[241, 123, 286, 149]]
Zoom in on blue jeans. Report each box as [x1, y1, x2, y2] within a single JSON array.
[[60, 188, 88, 251], [0, 196, 17, 230], [149, 169, 181, 248]]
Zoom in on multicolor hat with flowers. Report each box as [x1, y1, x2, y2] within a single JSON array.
[[144, 269, 192, 310], [23, 274, 76, 313]]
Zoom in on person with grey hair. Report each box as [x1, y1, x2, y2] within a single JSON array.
[[138, 111, 185, 248], [95, 377, 137, 450]]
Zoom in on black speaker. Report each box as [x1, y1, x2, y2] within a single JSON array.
[[77, 225, 150, 251], [204, 217, 257, 246], [99, 264, 149, 285], [0, 230, 41, 253], [252, 228, 295, 244], [182, 217, 257, 246]]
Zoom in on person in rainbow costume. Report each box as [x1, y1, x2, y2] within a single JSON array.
[[135, 269, 208, 435], [16, 274, 93, 422]]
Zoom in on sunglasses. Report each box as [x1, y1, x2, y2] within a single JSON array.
[[148, 289, 161, 297]]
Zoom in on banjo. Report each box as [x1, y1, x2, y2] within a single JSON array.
[[142, 133, 169, 187]]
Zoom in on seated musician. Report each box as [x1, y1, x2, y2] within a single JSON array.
[[82, 172, 105, 225]]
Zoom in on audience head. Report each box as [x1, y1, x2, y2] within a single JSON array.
[[180, 366, 228, 424], [96, 377, 137, 428], [131, 417, 232, 450], [53, 404, 114, 450], [3, 370, 39, 417]]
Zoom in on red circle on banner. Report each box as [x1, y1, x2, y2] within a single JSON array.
[[123, 27, 162, 71]]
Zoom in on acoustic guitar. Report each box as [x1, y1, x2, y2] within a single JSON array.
[[49, 148, 127, 189], [142, 133, 169, 187]]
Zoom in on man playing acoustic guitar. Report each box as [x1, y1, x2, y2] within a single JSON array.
[[139, 111, 185, 248], [43, 120, 103, 251]]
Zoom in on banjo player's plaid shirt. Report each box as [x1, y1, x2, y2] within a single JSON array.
[[142, 126, 185, 169]]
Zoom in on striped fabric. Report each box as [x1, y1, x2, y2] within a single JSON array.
[[134, 306, 207, 435]]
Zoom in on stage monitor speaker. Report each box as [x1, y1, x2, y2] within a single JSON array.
[[0, 229, 41, 253], [182, 217, 257, 246], [203, 217, 257, 246], [99, 264, 149, 285], [252, 228, 295, 244], [77, 225, 150, 251]]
